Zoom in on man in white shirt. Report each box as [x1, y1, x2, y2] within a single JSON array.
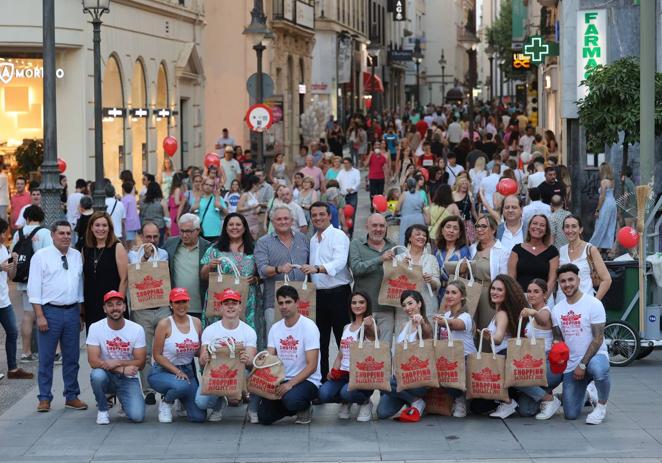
[[447, 116, 463, 148], [270, 187, 307, 234], [445, 152, 465, 187], [336, 157, 361, 234], [497, 195, 526, 253], [258, 285, 320, 425], [302, 202, 352, 380], [550, 264, 610, 424], [214, 128, 235, 153], [527, 156, 546, 191], [66, 179, 87, 229], [519, 125, 536, 155], [127, 221, 170, 405], [522, 187, 552, 224], [220, 146, 241, 191], [87, 290, 147, 424], [196, 288, 258, 422], [27, 220, 87, 413], [479, 164, 502, 210], [104, 184, 125, 239]]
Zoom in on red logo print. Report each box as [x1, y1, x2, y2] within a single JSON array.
[[340, 336, 355, 351], [355, 356, 384, 372], [175, 338, 200, 355], [386, 275, 417, 300], [512, 354, 544, 369], [436, 356, 458, 371], [471, 367, 501, 383], [105, 336, 131, 359], [561, 310, 582, 327], [400, 355, 430, 372], [298, 299, 311, 317], [279, 335, 299, 350], [209, 364, 238, 379], [253, 367, 279, 382], [133, 275, 165, 303], [134, 275, 163, 291]]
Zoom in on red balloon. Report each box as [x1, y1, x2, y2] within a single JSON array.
[[419, 167, 429, 182], [204, 152, 220, 169], [344, 204, 355, 218], [57, 158, 66, 173], [372, 194, 388, 213], [617, 226, 639, 249], [163, 136, 178, 157], [497, 178, 518, 196], [345, 218, 353, 229]]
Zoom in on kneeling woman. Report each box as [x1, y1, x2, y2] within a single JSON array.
[[148, 288, 206, 423], [432, 280, 476, 418], [318, 291, 376, 422], [377, 290, 433, 422]]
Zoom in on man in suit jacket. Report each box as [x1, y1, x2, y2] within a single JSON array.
[[163, 213, 211, 319]]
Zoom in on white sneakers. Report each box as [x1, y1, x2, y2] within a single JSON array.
[[96, 410, 110, 425], [158, 399, 173, 423], [248, 410, 259, 424], [535, 397, 562, 420], [338, 403, 352, 420], [295, 406, 313, 424], [489, 400, 518, 419], [586, 402, 607, 425], [208, 409, 223, 422], [357, 402, 373, 422], [452, 396, 467, 418], [586, 382, 599, 408]]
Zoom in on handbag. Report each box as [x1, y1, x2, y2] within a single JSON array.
[[246, 350, 286, 400], [348, 322, 392, 392], [394, 322, 438, 392], [423, 387, 454, 416], [205, 257, 251, 319], [444, 258, 482, 317], [274, 274, 316, 321], [586, 244, 601, 288], [201, 337, 245, 400], [378, 246, 433, 307], [127, 244, 172, 311], [466, 329, 508, 401], [505, 317, 548, 388], [433, 319, 466, 391]]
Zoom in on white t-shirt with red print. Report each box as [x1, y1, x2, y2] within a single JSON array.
[[268, 315, 321, 387], [438, 311, 477, 356], [339, 324, 361, 372], [86, 319, 146, 377], [201, 320, 257, 350], [161, 316, 200, 366], [552, 293, 608, 373]]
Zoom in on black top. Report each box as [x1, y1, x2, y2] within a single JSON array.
[[538, 180, 566, 205], [83, 243, 121, 329], [512, 243, 559, 291], [75, 214, 92, 251]]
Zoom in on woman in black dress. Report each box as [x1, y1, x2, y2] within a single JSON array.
[[507, 214, 559, 302], [82, 211, 128, 330]]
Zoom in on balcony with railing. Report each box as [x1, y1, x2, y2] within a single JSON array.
[[457, 8, 478, 44], [273, 0, 315, 30]]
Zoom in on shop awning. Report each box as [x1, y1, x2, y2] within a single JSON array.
[[363, 71, 384, 93]]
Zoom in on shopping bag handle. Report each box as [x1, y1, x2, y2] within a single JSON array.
[[390, 245, 410, 268], [477, 328, 498, 360], [516, 315, 537, 346], [134, 243, 159, 269], [252, 350, 281, 369], [215, 256, 241, 284], [208, 336, 236, 359], [453, 257, 475, 285], [402, 321, 424, 349], [433, 317, 454, 347], [358, 320, 381, 350], [282, 272, 308, 290]]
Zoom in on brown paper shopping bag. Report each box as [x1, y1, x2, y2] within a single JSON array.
[[348, 323, 392, 392], [442, 258, 482, 317], [394, 322, 438, 392], [423, 387, 454, 416], [378, 246, 428, 307], [128, 244, 172, 310], [274, 274, 316, 321], [505, 316, 548, 388], [200, 337, 245, 401], [466, 329, 508, 401], [206, 257, 250, 319], [433, 319, 466, 391], [247, 350, 286, 400]]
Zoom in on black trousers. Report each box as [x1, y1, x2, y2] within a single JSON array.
[[315, 284, 351, 380], [369, 179, 385, 213]]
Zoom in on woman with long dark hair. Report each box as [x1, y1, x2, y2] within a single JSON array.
[[167, 172, 186, 238], [429, 184, 460, 241], [140, 182, 168, 246], [200, 213, 260, 331], [318, 291, 376, 422]]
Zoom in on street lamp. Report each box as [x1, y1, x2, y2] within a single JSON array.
[[82, 0, 110, 211], [243, 0, 273, 170], [367, 34, 380, 117], [438, 48, 447, 104], [485, 44, 495, 102], [412, 39, 423, 110]]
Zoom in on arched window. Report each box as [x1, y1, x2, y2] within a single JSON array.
[[102, 54, 125, 186], [130, 59, 148, 179]]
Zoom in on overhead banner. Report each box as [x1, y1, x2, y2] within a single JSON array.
[[393, 0, 406, 21], [577, 9, 607, 100]]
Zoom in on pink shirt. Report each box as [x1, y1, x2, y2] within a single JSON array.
[[10, 191, 31, 228], [299, 166, 324, 190]]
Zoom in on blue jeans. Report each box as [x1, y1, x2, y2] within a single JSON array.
[[318, 377, 372, 405], [257, 380, 319, 425], [0, 305, 18, 370], [516, 358, 564, 417], [377, 377, 429, 419], [559, 355, 610, 420], [90, 368, 145, 422], [36, 305, 81, 402], [148, 364, 206, 423]]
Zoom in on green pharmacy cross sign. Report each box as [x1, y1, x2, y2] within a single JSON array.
[[523, 35, 550, 64]]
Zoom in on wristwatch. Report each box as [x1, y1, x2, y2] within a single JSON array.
[[315, 265, 321, 273], [578, 362, 587, 370]]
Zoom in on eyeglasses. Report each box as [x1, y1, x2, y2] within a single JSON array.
[[61, 255, 69, 270], [180, 228, 197, 234], [475, 224, 490, 229]]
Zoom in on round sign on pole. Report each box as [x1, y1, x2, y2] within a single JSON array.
[[245, 104, 273, 132]]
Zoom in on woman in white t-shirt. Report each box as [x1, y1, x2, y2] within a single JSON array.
[[376, 290, 433, 422], [432, 280, 476, 418], [318, 291, 376, 422], [149, 288, 205, 423]]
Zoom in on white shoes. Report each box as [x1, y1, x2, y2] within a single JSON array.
[[96, 410, 110, 425], [356, 402, 373, 422], [586, 382, 599, 408], [338, 403, 352, 420], [158, 399, 173, 423], [248, 410, 259, 424], [535, 397, 562, 420], [208, 409, 223, 422], [452, 396, 467, 418], [586, 402, 607, 425], [295, 406, 313, 424], [489, 400, 518, 419]]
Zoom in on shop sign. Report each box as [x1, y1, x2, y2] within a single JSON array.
[[156, 108, 171, 118], [523, 35, 549, 64], [577, 9, 607, 99], [512, 53, 531, 71], [296, 0, 314, 29], [393, 0, 405, 21], [0, 62, 64, 85], [389, 50, 412, 62], [102, 107, 126, 118], [129, 108, 149, 118]]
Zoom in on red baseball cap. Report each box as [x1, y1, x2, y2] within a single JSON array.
[[103, 290, 125, 303], [220, 288, 241, 303], [169, 288, 191, 302], [548, 342, 570, 374]]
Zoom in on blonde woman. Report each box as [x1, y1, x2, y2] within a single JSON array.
[[589, 162, 617, 254], [452, 173, 478, 244], [469, 156, 487, 198]]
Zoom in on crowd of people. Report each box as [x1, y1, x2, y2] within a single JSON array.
[[0, 103, 618, 427]]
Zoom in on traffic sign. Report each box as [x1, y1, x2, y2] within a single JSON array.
[[245, 104, 273, 132], [246, 73, 274, 100]]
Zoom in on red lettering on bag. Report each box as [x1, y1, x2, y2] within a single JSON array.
[[134, 276, 165, 303], [471, 367, 502, 394], [207, 364, 239, 392], [436, 356, 459, 383], [355, 356, 384, 371], [399, 355, 433, 384], [386, 275, 417, 300], [298, 299, 311, 316]]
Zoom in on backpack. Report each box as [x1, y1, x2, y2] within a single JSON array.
[[12, 227, 44, 283]]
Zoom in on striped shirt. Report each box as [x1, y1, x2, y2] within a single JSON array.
[[254, 230, 310, 308]]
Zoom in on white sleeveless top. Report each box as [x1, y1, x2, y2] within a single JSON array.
[[556, 243, 595, 303], [161, 316, 200, 366], [487, 317, 510, 354], [339, 324, 361, 372], [524, 307, 554, 352]]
